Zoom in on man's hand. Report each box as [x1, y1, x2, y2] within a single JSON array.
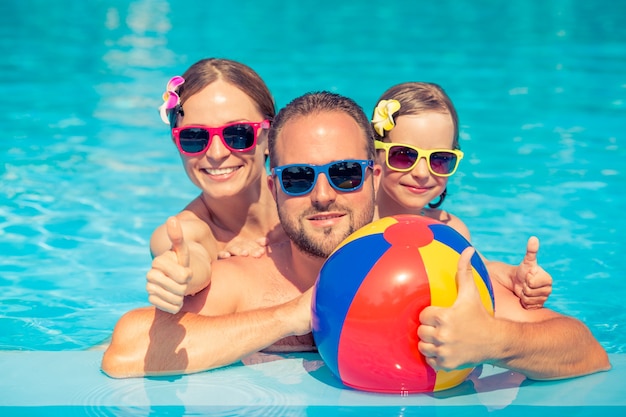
[[146, 217, 192, 314], [418, 247, 495, 371], [287, 287, 314, 337]]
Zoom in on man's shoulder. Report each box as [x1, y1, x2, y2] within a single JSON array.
[[195, 241, 295, 314], [213, 253, 270, 273]]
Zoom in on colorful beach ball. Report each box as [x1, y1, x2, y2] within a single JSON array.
[[311, 214, 495, 394]]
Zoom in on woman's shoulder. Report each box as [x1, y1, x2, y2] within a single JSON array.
[[181, 197, 212, 222], [149, 199, 216, 254]]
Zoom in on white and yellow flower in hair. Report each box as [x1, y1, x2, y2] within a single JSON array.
[[371, 99, 401, 136]]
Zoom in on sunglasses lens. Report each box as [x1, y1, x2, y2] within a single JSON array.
[[179, 128, 209, 154], [328, 161, 364, 190], [223, 124, 255, 150], [388, 146, 418, 170], [430, 152, 458, 175], [281, 166, 316, 195]]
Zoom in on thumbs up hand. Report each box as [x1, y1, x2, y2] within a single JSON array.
[[417, 247, 495, 371], [512, 236, 552, 309], [146, 217, 193, 314]]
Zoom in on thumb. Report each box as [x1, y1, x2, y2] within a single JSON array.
[[524, 236, 539, 264], [454, 246, 478, 303], [166, 216, 189, 267]]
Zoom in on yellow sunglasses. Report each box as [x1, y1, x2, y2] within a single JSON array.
[[375, 141, 464, 177]]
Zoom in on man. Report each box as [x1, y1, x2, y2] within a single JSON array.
[[102, 91, 380, 376], [102, 92, 609, 379]]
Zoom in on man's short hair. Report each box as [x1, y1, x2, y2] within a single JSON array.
[[268, 91, 376, 168]]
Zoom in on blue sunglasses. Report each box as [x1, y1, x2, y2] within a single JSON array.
[[272, 159, 374, 196]]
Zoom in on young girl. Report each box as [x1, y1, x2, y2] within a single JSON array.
[[371, 82, 551, 308]]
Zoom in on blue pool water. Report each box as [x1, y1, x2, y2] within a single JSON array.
[[1, 0, 625, 361]]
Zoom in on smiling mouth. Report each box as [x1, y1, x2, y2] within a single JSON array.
[[403, 183, 432, 190], [202, 166, 241, 176], [308, 212, 345, 221]]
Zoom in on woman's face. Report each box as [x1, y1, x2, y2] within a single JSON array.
[[176, 79, 268, 199], [377, 111, 456, 211]]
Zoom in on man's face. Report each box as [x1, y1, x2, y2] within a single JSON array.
[[270, 110, 379, 258]]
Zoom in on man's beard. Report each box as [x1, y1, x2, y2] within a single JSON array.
[[277, 200, 374, 259]]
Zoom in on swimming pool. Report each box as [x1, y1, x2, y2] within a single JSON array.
[[1, 0, 625, 414]]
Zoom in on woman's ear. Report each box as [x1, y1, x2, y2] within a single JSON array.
[[267, 173, 278, 203]]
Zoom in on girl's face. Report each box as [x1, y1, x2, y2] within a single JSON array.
[[176, 79, 268, 200], [377, 111, 456, 211]]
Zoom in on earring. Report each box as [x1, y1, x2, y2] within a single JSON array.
[[428, 188, 447, 209]]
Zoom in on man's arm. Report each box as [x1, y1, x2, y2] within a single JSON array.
[[481, 313, 609, 380], [418, 248, 611, 380], [101, 293, 312, 378], [102, 256, 313, 378]]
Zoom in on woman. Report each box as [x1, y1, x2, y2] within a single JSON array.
[[147, 58, 285, 314], [371, 82, 551, 308]]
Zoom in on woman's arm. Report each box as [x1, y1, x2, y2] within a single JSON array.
[[147, 216, 215, 313]]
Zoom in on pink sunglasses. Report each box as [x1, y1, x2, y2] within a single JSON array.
[[171, 120, 270, 155]]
